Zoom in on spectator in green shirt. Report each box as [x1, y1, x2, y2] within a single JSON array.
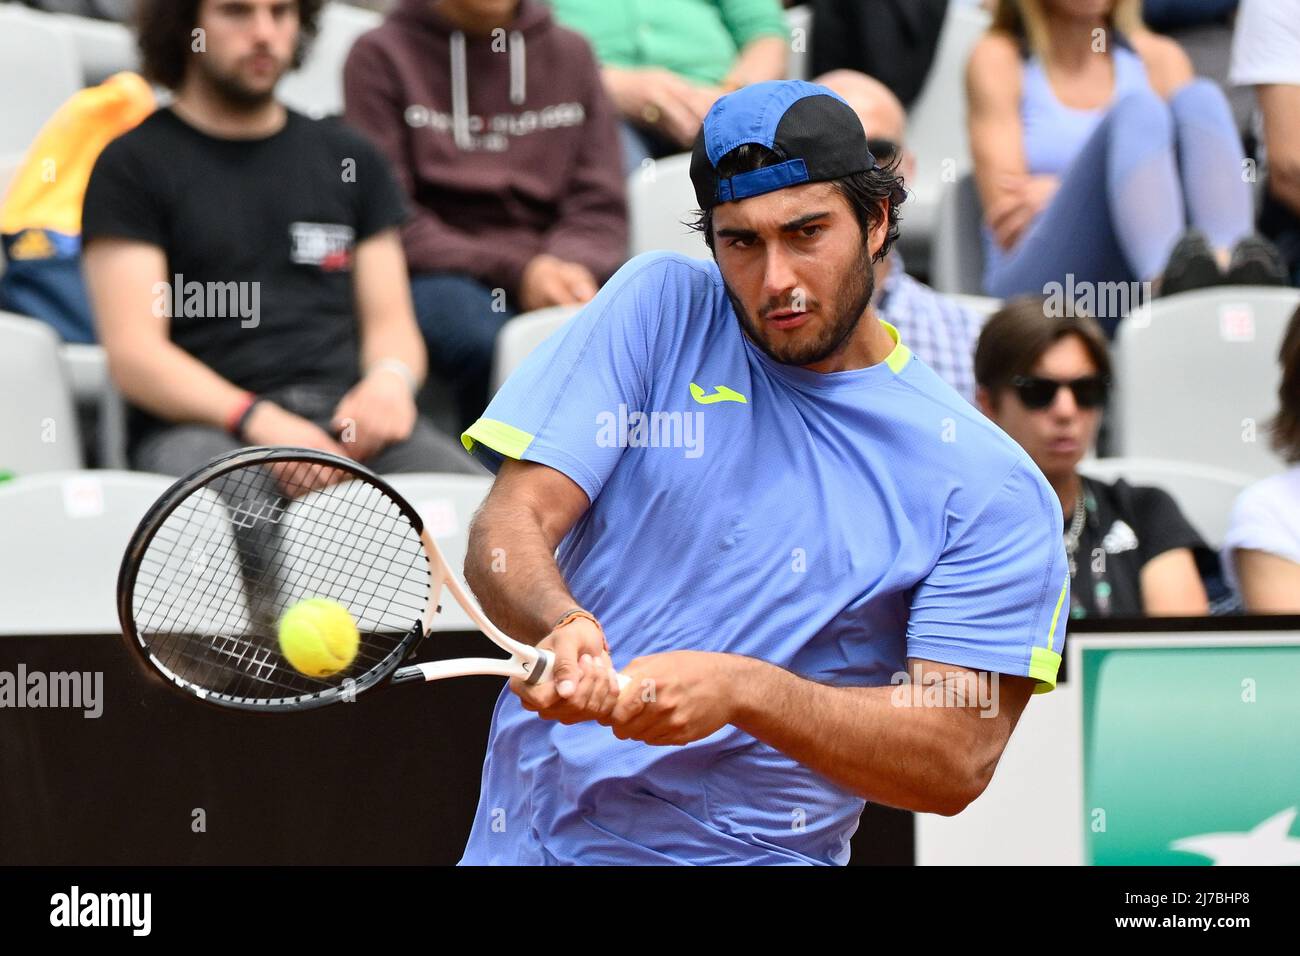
[[552, 0, 789, 172]]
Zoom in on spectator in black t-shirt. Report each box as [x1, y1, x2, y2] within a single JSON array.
[[974, 296, 1211, 619], [81, 0, 478, 478]]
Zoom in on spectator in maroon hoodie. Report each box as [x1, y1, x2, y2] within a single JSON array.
[[343, 0, 629, 429]]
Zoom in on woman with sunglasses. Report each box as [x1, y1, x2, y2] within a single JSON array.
[[975, 295, 1210, 618]]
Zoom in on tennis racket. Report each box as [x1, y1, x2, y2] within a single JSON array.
[[117, 446, 622, 712]]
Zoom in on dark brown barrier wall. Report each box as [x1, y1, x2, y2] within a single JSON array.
[[0, 632, 912, 865]]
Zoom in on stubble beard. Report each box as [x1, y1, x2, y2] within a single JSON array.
[[723, 240, 877, 368]]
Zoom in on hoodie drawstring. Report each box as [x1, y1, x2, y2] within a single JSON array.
[[450, 30, 471, 149], [509, 30, 527, 105], [450, 27, 528, 148]]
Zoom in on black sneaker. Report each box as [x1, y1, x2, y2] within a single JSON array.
[[1225, 234, 1289, 286], [1159, 229, 1221, 297]]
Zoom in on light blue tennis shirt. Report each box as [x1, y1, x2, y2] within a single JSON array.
[[458, 252, 1069, 865]]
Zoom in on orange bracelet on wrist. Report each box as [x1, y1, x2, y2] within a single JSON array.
[[550, 607, 609, 652]]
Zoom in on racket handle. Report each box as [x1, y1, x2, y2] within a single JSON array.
[[532, 648, 631, 691]]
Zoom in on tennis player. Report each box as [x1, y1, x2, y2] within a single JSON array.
[[458, 80, 1070, 865]]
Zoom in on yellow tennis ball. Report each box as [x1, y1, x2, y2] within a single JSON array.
[[277, 598, 359, 678]]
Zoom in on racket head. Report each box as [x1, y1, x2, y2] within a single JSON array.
[[118, 447, 433, 712]]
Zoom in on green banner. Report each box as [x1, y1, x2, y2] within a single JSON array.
[[1081, 641, 1300, 865]]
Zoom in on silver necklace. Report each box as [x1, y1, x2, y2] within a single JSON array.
[[1064, 484, 1087, 578]]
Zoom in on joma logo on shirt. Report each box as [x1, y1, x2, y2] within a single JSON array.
[[289, 222, 355, 270]]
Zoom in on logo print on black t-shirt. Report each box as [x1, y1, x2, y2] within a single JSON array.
[[289, 222, 355, 272], [1101, 520, 1139, 555]]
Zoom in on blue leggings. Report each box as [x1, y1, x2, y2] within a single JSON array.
[[983, 79, 1253, 326]]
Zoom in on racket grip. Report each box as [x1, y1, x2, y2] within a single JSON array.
[[534, 648, 631, 691]]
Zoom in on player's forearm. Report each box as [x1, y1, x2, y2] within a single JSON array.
[[727, 658, 992, 816], [464, 500, 583, 645]]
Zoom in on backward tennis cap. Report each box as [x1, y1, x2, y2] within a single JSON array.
[[690, 79, 877, 210]]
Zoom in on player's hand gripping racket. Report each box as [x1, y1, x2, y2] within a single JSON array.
[[118, 446, 625, 712]]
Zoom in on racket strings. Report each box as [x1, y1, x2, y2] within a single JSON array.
[[130, 461, 432, 704], [144, 480, 422, 699], [273, 491, 429, 624]]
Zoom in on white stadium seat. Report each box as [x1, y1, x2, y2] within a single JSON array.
[[1110, 287, 1300, 481], [0, 150, 26, 202], [491, 304, 582, 392], [60, 344, 130, 470], [0, 470, 176, 635], [930, 172, 986, 295], [627, 152, 710, 261], [277, 2, 382, 119], [0, 469, 491, 637], [383, 472, 495, 631], [896, 2, 990, 276], [46, 12, 139, 86], [0, 4, 82, 155], [0, 312, 84, 475]]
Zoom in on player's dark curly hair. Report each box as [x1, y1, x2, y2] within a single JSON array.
[[688, 143, 907, 262], [135, 0, 325, 90]]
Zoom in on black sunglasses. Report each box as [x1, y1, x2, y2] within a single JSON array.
[[1011, 375, 1110, 410]]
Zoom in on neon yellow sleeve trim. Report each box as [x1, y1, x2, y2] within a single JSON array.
[[1046, 573, 1068, 653], [1030, 647, 1062, 694], [460, 418, 535, 459]]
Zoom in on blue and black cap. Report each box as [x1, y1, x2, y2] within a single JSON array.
[[690, 80, 877, 210]]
